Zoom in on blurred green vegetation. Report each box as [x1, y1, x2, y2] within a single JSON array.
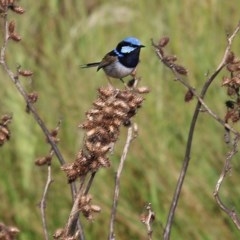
[[1, 0, 240, 239]]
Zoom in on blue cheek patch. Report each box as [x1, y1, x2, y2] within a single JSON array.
[[114, 49, 124, 57], [120, 46, 135, 54]]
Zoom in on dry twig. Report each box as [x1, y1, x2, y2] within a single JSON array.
[[0, 5, 80, 238], [213, 136, 240, 229], [153, 23, 240, 240], [39, 163, 54, 240], [140, 203, 155, 240], [108, 125, 136, 240]]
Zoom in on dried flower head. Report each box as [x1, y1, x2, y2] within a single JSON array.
[[0, 114, 12, 146], [62, 85, 149, 182], [0, 222, 20, 240], [77, 194, 101, 220]]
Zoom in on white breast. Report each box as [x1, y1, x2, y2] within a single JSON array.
[[103, 61, 134, 79]]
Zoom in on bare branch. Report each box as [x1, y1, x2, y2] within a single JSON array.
[[153, 23, 240, 240], [108, 125, 136, 240], [39, 163, 54, 240], [213, 136, 240, 229], [153, 24, 240, 137], [0, 8, 80, 237], [0, 7, 70, 168], [65, 174, 95, 239], [140, 203, 155, 240]]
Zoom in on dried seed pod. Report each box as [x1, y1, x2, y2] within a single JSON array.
[[79, 121, 95, 130], [164, 55, 177, 62], [112, 99, 130, 112], [174, 64, 188, 75], [112, 108, 128, 119], [27, 92, 38, 103], [8, 20, 15, 34], [86, 109, 100, 116], [232, 76, 240, 85], [231, 112, 240, 123], [98, 86, 115, 99], [227, 86, 237, 96], [91, 204, 101, 212], [97, 156, 110, 167], [117, 91, 133, 101], [1, 114, 12, 123], [0, 124, 10, 146], [9, 33, 21, 41], [35, 156, 49, 166], [10, 5, 25, 14], [136, 86, 150, 94], [226, 51, 235, 64], [7, 225, 20, 236], [184, 89, 194, 102], [227, 63, 240, 72], [222, 76, 232, 86], [53, 228, 64, 239], [18, 69, 34, 77], [93, 98, 106, 109], [158, 36, 170, 48], [61, 164, 79, 182]]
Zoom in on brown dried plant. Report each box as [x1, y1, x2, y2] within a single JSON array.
[[0, 222, 20, 240], [153, 24, 240, 240], [62, 85, 149, 183]]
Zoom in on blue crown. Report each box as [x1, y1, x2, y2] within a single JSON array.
[[122, 37, 142, 46]]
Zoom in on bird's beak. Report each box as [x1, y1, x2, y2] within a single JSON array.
[[140, 45, 145, 48]]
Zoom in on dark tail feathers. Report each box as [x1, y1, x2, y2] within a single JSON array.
[[80, 62, 100, 68]]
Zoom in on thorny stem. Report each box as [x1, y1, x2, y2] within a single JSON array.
[[213, 136, 240, 229], [108, 126, 135, 240], [40, 164, 54, 240], [159, 23, 240, 240]]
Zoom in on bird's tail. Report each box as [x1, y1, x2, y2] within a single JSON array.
[[80, 62, 100, 68]]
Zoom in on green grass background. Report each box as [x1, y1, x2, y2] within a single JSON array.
[[1, 0, 240, 239]]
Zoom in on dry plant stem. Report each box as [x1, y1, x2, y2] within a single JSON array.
[[0, 12, 81, 238], [0, 10, 78, 196], [40, 164, 54, 240], [213, 136, 240, 229], [65, 173, 96, 239], [108, 126, 134, 240], [143, 203, 155, 240], [162, 23, 240, 240], [154, 48, 238, 136], [0, 13, 66, 166]]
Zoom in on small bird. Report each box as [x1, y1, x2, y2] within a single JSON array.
[[80, 37, 145, 83]]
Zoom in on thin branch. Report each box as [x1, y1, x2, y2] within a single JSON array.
[[0, 9, 68, 167], [213, 136, 240, 229], [108, 126, 135, 240], [0, 10, 81, 238], [140, 203, 155, 240], [39, 163, 54, 240], [65, 175, 89, 240], [153, 38, 239, 137], [154, 23, 240, 240]]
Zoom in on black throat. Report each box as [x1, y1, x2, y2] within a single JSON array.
[[118, 48, 141, 68]]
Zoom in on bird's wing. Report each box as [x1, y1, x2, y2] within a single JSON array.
[[97, 53, 117, 71]]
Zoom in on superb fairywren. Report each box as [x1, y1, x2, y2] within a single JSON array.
[[81, 37, 145, 82]]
